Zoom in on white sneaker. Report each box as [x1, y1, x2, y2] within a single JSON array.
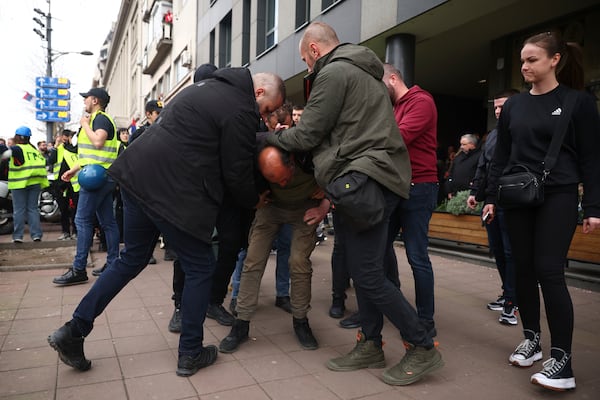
[[509, 329, 542, 367], [499, 302, 518, 325], [531, 348, 576, 391]]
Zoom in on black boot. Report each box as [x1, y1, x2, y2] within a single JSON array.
[[293, 317, 318, 350], [219, 319, 249, 353], [329, 295, 346, 319], [47, 322, 91, 371], [176, 345, 218, 377], [340, 311, 361, 329]]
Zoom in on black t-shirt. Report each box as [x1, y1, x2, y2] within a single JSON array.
[[92, 113, 115, 141]]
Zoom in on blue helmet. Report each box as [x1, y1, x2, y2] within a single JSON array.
[[15, 126, 31, 137], [78, 164, 107, 191]]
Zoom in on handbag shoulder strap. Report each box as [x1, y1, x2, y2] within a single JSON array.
[[543, 90, 578, 175]]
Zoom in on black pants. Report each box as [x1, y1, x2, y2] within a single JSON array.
[[172, 195, 255, 307], [210, 199, 255, 305], [504, 189, 578, 353]]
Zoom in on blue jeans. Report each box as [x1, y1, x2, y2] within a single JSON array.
[[11, 184, 42, 240], [231, 248, 247, 298], [275, 224, 292, 297], [72, 189, 217, 356], [387, 182, 438, 323], [338, 183, 432, 348], [73, 176, 119, 272], [231, 224, 292, 298], [485, 207, 516, 303]]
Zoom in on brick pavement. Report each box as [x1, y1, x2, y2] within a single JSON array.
[[1, 226, 599, 399]]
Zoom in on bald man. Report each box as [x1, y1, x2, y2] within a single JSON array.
[[219, 145, 330, 353], [267, 21, 443, 386]]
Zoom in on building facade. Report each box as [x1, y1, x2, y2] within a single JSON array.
[[100, 0, 600, 147]]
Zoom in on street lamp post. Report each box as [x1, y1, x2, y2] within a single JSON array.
[[33, 3, 93, 143]]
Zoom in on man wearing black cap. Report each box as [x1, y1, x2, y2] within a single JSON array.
[[52, 87, 120, 286]]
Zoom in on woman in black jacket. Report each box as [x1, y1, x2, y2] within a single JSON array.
[[483, 31, 600, 391]]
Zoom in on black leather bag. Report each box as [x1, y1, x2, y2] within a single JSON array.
[[326, 171, 384, 232], [497, 165, 544, 209]]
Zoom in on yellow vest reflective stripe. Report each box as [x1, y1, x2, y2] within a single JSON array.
[[78, 110, 118, 168], [53, 146, 80, 192], [8, 144, 50, 190]]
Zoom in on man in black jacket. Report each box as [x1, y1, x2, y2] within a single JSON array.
[[47, 68, 285, 378]]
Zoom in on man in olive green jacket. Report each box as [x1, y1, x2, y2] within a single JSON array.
[[267, 21, 443, 386]]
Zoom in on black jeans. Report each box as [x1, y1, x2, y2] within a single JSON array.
[[336, 183, 432, 348], [504, 189, 578, 353]]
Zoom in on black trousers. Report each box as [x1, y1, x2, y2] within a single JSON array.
[[504, 189, 578, 353], [172, 195, 255, 307]]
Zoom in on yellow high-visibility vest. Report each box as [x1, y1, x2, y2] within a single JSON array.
[[53, 145, 80, 192], [8, 144, 49, 190], [77, 110, 118, 168]]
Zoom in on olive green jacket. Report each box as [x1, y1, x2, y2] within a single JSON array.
[[267, 43, 411, 198]]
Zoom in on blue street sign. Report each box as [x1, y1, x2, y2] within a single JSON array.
[[36, 76, 70, 89], [35, 87, 70, 100], [36, 99, 70, 111], [36, 111, 70, 123]]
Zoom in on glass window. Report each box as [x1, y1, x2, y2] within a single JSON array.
[[322, 0, 342, 11], [242, 0, 250, 65], [257, 0, 277, 55], [175, 53, 188, 82], [295, 0, 310, 29], [210, 29, 216, 66], [219, 12, 232, 68]]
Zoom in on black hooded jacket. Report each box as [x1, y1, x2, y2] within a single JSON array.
[[108, 68, 260, 243]]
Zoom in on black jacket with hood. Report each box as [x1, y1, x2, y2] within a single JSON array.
[[108, 68, 260, 244]]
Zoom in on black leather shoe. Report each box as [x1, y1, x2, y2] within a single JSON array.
[[47, 322, 91, 371], [329, 296, 346, 319], [219, 319, 249, 353], [148, 255, 157, 265], [168, 308, 182, 333], [176, 345, 218, 377], [91, 264, 107, 277], [293, 317, 318, 350], [207, 303, 235, 326], [340, 311, 361, 329], [275, 296, 292, 313], [164, 249, 177, 261], [53, 269, 88, 285]]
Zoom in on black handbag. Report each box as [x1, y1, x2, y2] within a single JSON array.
[[497, 91, 577, 209], [325, 171, 385, 232], [497, 165, 544, 208]]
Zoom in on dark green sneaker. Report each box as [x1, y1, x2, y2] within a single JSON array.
[[326, 331, 385, 371], [382, 345, 444, 386]]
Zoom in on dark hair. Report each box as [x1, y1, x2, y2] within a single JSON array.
[[493, 88, 520, 99], [523, 31, 584, 90], [273, 101, 293, 124], [293, 105, 304, 111]]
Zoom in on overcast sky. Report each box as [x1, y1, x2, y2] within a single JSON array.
[[0, 0, 121, 145]]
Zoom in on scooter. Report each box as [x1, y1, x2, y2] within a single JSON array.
[[39, 183, 61, 223], [0, 180, 14, 235]]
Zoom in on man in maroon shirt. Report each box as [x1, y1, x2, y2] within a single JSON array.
[[382, 63, 439, 338]]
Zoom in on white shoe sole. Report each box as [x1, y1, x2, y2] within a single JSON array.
[[509, 351, 542, 367], [531, 374, 575, 391]]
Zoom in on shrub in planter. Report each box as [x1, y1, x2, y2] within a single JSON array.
[[435, 190, 482, 216]]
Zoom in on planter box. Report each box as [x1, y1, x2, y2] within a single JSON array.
[[429, 212, 488, 247], [429, 212, 600, 264]]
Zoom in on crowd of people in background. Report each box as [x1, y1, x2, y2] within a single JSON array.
[[2, 21, 597, 394]]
